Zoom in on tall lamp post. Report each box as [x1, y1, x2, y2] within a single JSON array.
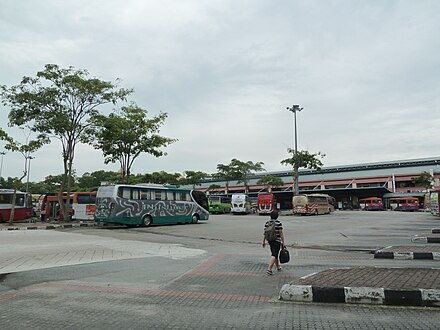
[[286, 104, 304, 195], [0, 151, 6, 182], [26, 156, 34, 194]]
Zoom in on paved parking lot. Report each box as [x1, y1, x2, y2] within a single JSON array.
[[1, 211, 440, 329]]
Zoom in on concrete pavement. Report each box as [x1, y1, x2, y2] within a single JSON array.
[[2, 219, 440, 309], [0, 228, 207, 274]]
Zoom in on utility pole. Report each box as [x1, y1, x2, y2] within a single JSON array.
[[0, 151, 6, 183], [286, 105, 304, 195]]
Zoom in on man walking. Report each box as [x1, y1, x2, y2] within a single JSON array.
[[262, 210, 285, 275]]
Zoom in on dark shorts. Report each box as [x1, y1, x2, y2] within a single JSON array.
[[269, 241, 282, 258]]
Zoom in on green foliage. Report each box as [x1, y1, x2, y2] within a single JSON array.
[[257, 175, 284, 192], [413, 171, 434, 191], [216, 159, 265, 193], [183, 171, 209, 188], [280, 149, 325, 171], [207, 184, 221, 193], [77, 170, 120, 191], [1, 64, 132, 220], [0, 176, 16, 189], [140, 171, 182, 185], [1, 64, 132, 138], [91, 104, 177, 182], [230, 159, 265, 192], [281, 148, 325, 194]]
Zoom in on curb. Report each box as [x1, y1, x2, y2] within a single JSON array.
[[279, 267, 440, 308], [279, 283, 440, 307], [374, 251, 440, 260], [0, 222, 98, 231], [412, 236, 440, 244]]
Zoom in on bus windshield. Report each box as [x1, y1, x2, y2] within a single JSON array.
[[191, 190, 209, 212]]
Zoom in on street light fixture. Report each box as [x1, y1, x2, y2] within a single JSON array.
[[286, 104, 304, 195]]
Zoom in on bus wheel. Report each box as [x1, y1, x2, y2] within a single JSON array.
[[191, 214, 199, 224], [141, 215, 152, 227]]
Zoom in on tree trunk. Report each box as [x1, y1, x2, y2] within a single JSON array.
[[9, 189, 17, 225], [59, 154, 69, 222], [9, 175, 26, 225]]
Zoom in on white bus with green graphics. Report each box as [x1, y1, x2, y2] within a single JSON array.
[[94, 184, 209, 226]]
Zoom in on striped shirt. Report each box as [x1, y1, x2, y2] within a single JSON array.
[[264, 219, 283, 243]]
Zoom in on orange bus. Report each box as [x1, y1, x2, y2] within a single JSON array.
[[41, 192, 96, 221], [359, 197, 384, 211]]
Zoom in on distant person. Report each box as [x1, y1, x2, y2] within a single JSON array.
[[262, 210, 285, 275]]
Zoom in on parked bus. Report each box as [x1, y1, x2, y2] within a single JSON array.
[[208, 195, 231, 214], [94, 184, 209, 226], [257, 193, 276, 215], [389, 197, 419, 212], [0, 189, 33, 222], [292, 194, 335, 215], [231, 194, 251, 214], [430, 190, 440, 216], [40, 192, 96, 221], [359, 197, 384, 211]]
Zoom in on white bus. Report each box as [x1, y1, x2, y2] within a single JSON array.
[[231, 194, 251, 215], [94, 184, 209, 226]]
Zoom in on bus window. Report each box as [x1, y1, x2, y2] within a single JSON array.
[[132, 189, 140, 200], [154, 190, 165, 201], [140, 189, 151, 200], [120, 187, 131, 199], [77, 194, 92, 204]]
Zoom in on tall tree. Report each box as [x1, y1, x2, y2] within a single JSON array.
[[413, 171, 435, 191], [257, 175, 284, 193], [1, 64, 132, 220], [92, 104, 177, 183], [229, 159, 265, 194], [183, 171, 208, 189], [215, 163, 239, 195], [281, 149, 325, 195]]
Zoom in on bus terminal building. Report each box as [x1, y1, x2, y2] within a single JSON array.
[[196, 157, 440, 210]]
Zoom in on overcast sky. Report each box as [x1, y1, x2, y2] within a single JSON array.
[[1, 0, 440, 182]]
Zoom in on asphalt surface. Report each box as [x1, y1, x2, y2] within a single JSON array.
[[1, 211, 440, 329]]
